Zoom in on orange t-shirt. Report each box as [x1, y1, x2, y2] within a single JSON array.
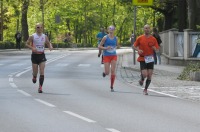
[[133, 34, 159, 62]]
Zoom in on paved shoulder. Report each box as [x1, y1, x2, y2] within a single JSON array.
[[118, 52, 200, 102]]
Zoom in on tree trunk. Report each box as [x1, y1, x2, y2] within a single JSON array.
[[178, 0, 187, 32], [187, 0, 195, 30], [195, 0, 200, 30], [21, 0, 29, 42], [0, 0, 3, 41]]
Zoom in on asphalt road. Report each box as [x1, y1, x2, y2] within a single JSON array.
[[0, 49, 200, 132]]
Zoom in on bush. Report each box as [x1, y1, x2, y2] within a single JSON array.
[[121, 40, 132, 47], [0, 41, 15, 49], [178, 62, 200, 80]]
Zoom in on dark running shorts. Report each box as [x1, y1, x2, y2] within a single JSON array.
[[140, 61, 154, 70], [31, 53, 47, 65]]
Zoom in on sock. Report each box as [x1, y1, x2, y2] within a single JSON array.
[[39, 75, 44, 87], [110, 75, 116, 88], [145, 79, 151, 89]]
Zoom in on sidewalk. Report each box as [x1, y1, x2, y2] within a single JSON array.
[[119, 52, 200, 102]]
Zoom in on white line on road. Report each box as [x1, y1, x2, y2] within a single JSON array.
[[15, 69, 31, 77], [148, 89, 179, 98], [106, 128, 121, 132], [9, 77, 13, 82], [17, 90, 32, 97], [78, 64, 91, 67], [35, 99, 56, 107], [63, 111, 96, 123], [10, 83, 17, 88], [15, 54, 68, 77], [24, 66, 32, 70], [11, 63, 25, 66], [56, 63, 69, 66]]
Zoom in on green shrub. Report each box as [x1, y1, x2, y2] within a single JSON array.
[[0, 41, 15, 49], [178, 62, 200, 80]]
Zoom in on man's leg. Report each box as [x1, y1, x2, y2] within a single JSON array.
[[38, 62, 45, 93], [19, 42, 21, 50], [32, 63, 38, 83], [157, 51, 161, 64], [153, 51, 157, 64], [143, 62, 154, 95], [139, 62, 146, 86], [98, 49, 102, 57]]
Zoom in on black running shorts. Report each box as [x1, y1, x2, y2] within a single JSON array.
[[31, 53, 47, 65], [140, 61, 154, 70]]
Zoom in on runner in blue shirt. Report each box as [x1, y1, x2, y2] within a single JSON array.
[[99, 25, 118, 92], [96, 27, 107, 64]]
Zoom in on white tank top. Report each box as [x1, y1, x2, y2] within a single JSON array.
[[32, 33, 46, 54]]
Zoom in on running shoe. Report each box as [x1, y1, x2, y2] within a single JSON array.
[[98, 54, 101, 57], [38, 85, 43, 93], [143, 89, 148, 95], [139, 80, 143, 86], [110, 87, 114, 92], [102, 72, 106, 77], [32, 77, 37, 84]]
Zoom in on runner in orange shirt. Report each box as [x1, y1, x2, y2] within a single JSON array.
[[133, 24, 159, 95]]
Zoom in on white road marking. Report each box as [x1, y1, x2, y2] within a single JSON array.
[[35, 99, 56, 107], [15, 69, 31, 77], [56, 63, 69, 66], [9, 72, 19, 76], [9, 77, 13, 82], [11, 63, 25, 66], [106, 128, 121, 132], [17, 90, 32, 97], [24, 66, 32, 70], [63, 111, 96, 123], [15, 54, 68, 77], [10, 83, 17, 88], [46, 54, 69, 64], [148, 89, 179, 98], [78, 64, 91, 67]]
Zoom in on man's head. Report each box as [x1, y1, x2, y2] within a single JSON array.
[[152, 27, 158, 33], [143, 24, 151, 35], [35, 23, 43, 33]]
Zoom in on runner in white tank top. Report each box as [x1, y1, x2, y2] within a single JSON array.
[[32, 33, 46, 54], [26, 23, 53, 93]]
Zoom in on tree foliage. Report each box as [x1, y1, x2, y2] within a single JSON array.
[[0, 0, 198, 47]]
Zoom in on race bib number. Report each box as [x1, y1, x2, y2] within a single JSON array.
[[107, 46, 116, 53], [144, 55, 154, 63], [36, 45, 44, 52]]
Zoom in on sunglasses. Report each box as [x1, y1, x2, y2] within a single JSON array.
[[109, 26, 115, 31], [37, 27, 42, 29]]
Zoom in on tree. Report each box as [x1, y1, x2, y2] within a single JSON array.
[[178, 0, 187, 32], [21, 0, 29, 42], [0, 0, 3, 41], [187, 0, 200, 30]]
